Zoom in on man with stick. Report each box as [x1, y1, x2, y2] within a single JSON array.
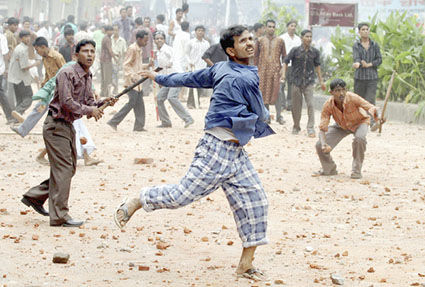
[[315, 79, 380, 179], [22, 40, 116, 226], [113, 25, 274, 280], [107, 30, 150, 132]]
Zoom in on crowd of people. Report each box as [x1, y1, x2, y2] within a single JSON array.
[[0, 3, 384, 281]]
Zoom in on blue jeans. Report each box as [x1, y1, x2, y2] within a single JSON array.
[[15, 101, 48, 137]]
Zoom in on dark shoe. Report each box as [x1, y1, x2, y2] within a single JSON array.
[[157, 123, 172, 128], [277, 117, 285, 125], [107, 122, 117, 131], [10, 126, 24, 138], [184, 119, 194, 128], [6, 118, 18, 125], [292, 128, 300, 135], [350, 172, 362, 179], [21, 196, 49, 216], [312, 168, 338, 176], [187, 104, 195, 109], [51, 219, 84, 227]]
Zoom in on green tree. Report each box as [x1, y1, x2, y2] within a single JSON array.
[[260, 0, 302, 35], [329, 12, 425, 118]]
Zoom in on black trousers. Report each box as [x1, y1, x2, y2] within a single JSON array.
[[354, 79, 378, 124], [354, 79, 378, 105], [13, 81, 33, 114]]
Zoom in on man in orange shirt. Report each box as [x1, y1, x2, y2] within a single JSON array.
[[315, 79, 380, 179]]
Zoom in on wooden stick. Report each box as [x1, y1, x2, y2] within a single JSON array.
[[99, 67, 163, 112], [379, 71, 396, 133]]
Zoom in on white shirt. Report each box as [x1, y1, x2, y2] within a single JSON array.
[[172, 30, 190, 73], [8, 42, 32, 85], [280, 32, 301, 66], [37, 27, 51, 44], [186, 37, 210, 71], [156, 43, 174, 74], [169, 19, 182, 45], [111, 35, 127, 65], [74, 30, 93, 44], [0, 32, 9, 75], [156, 24, 168, 37]]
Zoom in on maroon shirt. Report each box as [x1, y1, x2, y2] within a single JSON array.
[[49, 62, 103, 123], [101, 35, 112, 62]]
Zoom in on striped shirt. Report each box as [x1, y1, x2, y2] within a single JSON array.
[[319, 92, 377, 132], [352, 39, 382, 80]]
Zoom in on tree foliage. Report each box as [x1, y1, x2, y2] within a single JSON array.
[[329, 12, 425, 118], [260, 0, 302, 35]]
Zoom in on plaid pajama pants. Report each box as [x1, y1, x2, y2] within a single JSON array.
[[140, 133, 269, 248]]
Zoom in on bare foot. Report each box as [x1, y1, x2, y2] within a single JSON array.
[[236, 246, 266, 280], [36, 155, 49, 166], [84, 157, 103, 166], [237, 268, 266, 281]]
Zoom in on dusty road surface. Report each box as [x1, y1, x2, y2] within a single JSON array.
[[0, 94, 424, 287]]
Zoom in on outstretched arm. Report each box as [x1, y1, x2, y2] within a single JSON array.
[[140, 67, 214, 89]]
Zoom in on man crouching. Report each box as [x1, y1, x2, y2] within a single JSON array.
[[315, 79, 380, 179]]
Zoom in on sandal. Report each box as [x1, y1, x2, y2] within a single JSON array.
[[114, 198, 130, 229], [238, 268, 266, 281]]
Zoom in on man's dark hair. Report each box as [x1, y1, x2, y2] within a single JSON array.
[[33, 36, 49, 47], [67, 15, 75, 23], [156, 14, 165, 23], [220, 25, 248, 57], [358, 22, 369, 30], [23, 16, 31, 24], [120, 8, 127, 13], [136, 30, 148, 39], [19, 30, 31, 38], [176, 8, 183, 14], [181, 21, 189, 31], [135, 17, 143, 25], [144, 16, 151, 21], [64, 28, 75, 36], [64, 24, 73, 30], [182, 3, 189, 12], [195, 25, 205, 31], [104, 25, 113, 32], [253, 23, 264, 32], [301, 29, 312, 37], [329, 79, 346, 91], [286, 20, 297, 27], [125, 5, 133, 11], [79, 22, 88, 31], [7, 17, 19, 25], [75, 39, 96, 53], [265, 19, 276, 26]]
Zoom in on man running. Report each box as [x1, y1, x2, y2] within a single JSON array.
[[113, 25, 274, 280]]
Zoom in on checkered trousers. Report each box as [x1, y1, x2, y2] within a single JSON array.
[[139, 133, 269, 248]]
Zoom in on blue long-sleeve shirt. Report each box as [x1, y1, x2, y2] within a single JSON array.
[[155, 60, 275, 146]]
